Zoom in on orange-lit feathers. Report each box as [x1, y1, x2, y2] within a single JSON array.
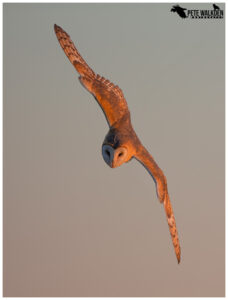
[[135, 146, 181, 263], [54, 24, 129, 127], [54, 24, 181, 263]]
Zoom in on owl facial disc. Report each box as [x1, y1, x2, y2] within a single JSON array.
[[102, 144, 128, 168]]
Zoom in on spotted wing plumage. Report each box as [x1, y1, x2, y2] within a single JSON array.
[[54, 24, 129, 127], [135, 146, 181, 263]]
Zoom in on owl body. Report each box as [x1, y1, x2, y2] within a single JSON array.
[[102, 115, 140, 167]]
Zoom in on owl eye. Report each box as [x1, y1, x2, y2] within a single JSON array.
[[105, 149, 111, 157]]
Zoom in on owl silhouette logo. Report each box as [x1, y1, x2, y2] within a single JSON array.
[[171, 5, 188, 18], [171, 3, 223, 19], [213, 4, 220, 10]]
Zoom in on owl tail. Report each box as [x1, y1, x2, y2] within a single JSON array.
[[164, 193, 181, 263]]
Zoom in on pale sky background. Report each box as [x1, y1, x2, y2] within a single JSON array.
[[3, 3, 225, 297]]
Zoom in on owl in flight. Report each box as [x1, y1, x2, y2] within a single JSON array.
[[54, 24, 181, 263]]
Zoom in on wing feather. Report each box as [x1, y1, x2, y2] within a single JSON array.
[[135, 146, 181, 264], [54, 24, 129, 127]]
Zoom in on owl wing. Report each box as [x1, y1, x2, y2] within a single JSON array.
[[135, 146, 181, 264], [54, 24, 129, 127]]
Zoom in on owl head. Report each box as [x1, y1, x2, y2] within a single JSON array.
[[101, 128, 132, 168], [102, 144, 128, 168]]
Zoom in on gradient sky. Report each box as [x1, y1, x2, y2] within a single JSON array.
[[3, 3, 225, 297]]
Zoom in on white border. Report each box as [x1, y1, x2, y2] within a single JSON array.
[[1, 1, 226, 299]]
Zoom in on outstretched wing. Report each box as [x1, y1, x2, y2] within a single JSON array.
[[54, 24, 129, 127], [135, 146, 181, 264]]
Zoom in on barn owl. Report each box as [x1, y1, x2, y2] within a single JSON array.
[[54, 24, 181, 263]]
